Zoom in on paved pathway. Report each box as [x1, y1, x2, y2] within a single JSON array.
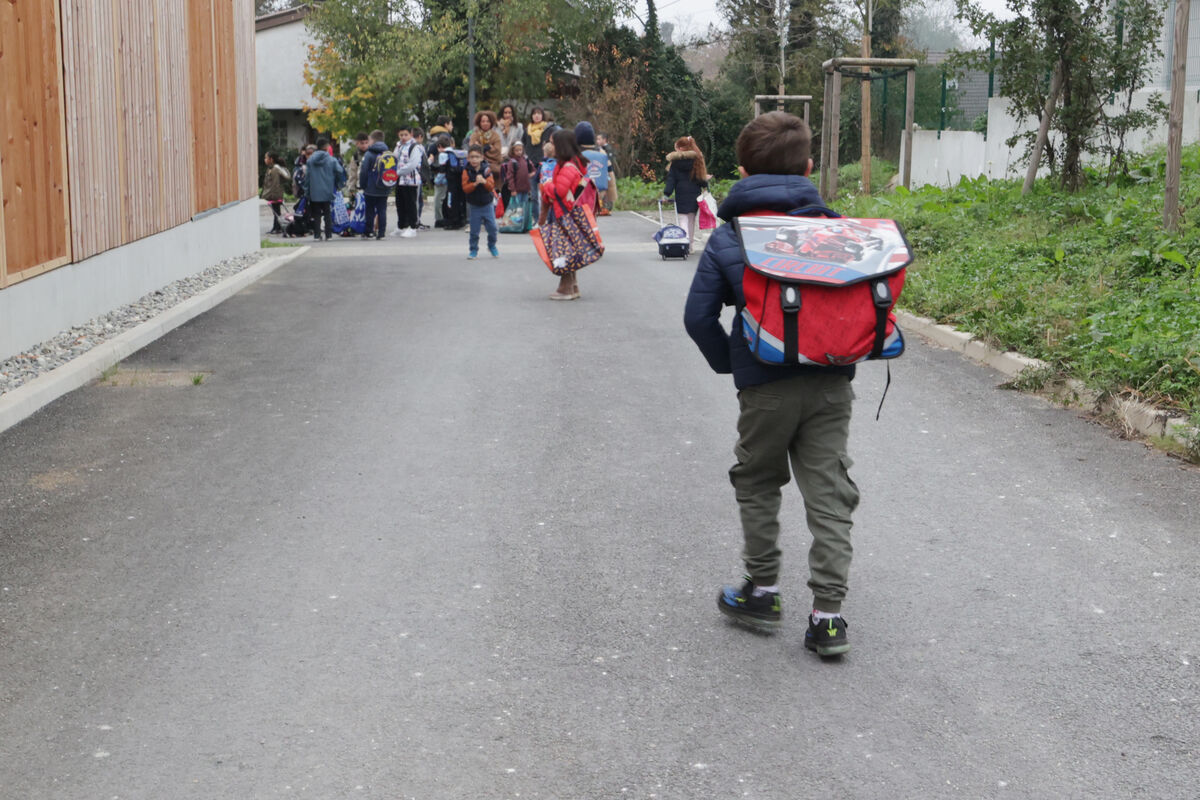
[[1, 210, 1197, 798]]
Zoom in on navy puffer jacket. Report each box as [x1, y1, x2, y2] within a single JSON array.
[[683, 173, 856, 389]]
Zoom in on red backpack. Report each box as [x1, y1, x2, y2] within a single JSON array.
[[733, 209, 911, 367]]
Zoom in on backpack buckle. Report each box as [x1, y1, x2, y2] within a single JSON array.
[[780, 284, 802, 314], [871, 278, 893, 308]]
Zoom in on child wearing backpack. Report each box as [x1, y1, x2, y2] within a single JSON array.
[[683, 111, 859, 658], [502, 142, 536, 230], [441, 143, 468, 230], [358, 130, 393, 239]]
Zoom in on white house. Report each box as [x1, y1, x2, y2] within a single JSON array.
[[256, 5, 318, 149]]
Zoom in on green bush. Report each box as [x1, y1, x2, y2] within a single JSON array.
[[842, 147, 1200, 421]]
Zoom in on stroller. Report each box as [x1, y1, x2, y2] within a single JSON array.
[[653, 199, 690, 260]]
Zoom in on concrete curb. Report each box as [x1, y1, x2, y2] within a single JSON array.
[[896, 310, 1198, 454], [0, 246, 310, 437]]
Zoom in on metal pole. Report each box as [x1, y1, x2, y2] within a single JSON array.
[[1165, 0, 1190, 231], [861, 32, 872, 193], [882, 75, 889, 149], [903, 68, 915, 189], [828, 70, 842, 200], [468, 15, 476, 126], [820, 72, 831, 197], [988, 36, 995, 98], [939, 66, 947, 139]]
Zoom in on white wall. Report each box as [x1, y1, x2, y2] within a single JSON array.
[[905, 91, 1200, 188], [0, 200, 260, 362], [256, 22, 314, 111]]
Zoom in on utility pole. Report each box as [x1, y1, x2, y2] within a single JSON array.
[[776, 0, 788, 110], [861, 0, 873, 195], [1165, 0, 1190, 232], [467, 12, 477, 126]]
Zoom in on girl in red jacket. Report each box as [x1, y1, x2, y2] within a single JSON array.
[[539, 129, 589, 301]]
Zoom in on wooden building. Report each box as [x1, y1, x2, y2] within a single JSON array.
[[0, 0, 260, 362]]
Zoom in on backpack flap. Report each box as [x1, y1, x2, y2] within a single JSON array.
[[734, 215, 912, 366]]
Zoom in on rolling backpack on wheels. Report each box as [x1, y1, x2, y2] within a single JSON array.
[[653, 199, 690, 260]]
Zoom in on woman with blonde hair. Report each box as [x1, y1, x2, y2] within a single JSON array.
[[469, 109, 503, 173], [662, 135, 709, 247]]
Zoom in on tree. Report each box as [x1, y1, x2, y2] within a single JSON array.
[[956, 0, 1167, 190], [302, 0, 625, 137]]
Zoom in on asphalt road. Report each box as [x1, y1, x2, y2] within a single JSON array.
[[1, 210, 1197, 799]]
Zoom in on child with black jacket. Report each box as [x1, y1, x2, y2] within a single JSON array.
[[683, 112, 859, 658]]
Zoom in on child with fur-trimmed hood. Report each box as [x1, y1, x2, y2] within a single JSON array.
[[662, 136, 709, 245]]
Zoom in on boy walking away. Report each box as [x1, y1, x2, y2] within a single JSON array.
[[461, 144, 499, 259], [359, 130, 392, 239], [261, 151, 290, 234], [683, 112, 858, 658], [393, 126, 425, 238], [302, 137, 346, 241]]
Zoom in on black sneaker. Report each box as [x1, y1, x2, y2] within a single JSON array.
[[717, 578, 781, 632], [805, 614, 850, 657]]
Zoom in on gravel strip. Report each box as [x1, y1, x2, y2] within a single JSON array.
[[0, 251, 266, 396]]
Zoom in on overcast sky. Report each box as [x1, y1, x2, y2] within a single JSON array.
[[624, 0, 1015, 41]]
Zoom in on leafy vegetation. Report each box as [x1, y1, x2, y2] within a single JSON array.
[[841, 145, 1200, 427]]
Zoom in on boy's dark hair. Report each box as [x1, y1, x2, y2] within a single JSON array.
[[265, 151, 276, 162], [413, 127, 425, 139], [397, 125, 411, 135], [370, 129, 384, 141], [468, 144, 485, 154], [436, 115, 452, 127], [354, 131, 369, 142], [437, 134, 453, 149], [737, 111, 811, 176], [315, 137, 329, 150]]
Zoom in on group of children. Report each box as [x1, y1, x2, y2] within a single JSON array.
[[264, 108, 619, 262], [261, 108, 870, 659]]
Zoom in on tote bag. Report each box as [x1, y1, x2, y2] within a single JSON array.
[[530, 204, 604, 275]]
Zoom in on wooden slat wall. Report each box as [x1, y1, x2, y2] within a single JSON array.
[[157, 0, 195, 227], [188, 0, 220, 214], [235, 0, 258, 200], [2, 0, 254, 289], [61, 0, 121, 260], [0, 0, 72, 284], [212, 0, 238, 205]]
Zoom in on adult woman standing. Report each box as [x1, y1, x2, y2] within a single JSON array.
[[662, 135, 709, 247], [468, 110, 503, 173], [538, 128, 588, 301], [497, 104, 525, 159], [525, 107, 549, 164]]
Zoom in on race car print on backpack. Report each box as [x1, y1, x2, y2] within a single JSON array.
[[733, 209, 911, 367]]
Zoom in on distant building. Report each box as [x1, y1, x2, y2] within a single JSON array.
[[256, 5, 318, 149]]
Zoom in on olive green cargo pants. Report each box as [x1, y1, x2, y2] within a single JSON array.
[[729, 374, 860, 614]]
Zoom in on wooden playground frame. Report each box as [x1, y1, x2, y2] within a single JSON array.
[[753, 95, 812, 124], [819, 57, 918, 202]]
